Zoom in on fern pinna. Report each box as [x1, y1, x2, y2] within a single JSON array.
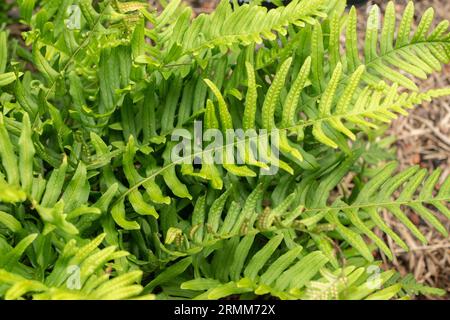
[[0, 0, 449, 300]]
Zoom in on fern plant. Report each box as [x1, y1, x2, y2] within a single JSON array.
[[0, 0, 449, 300]]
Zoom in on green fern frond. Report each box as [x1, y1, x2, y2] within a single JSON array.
[[151, 0, 328, 65], [177, 235, 403, 300], [1, 0, 449, 301], [0, 234, 153, 300], [0, 113, 113, 236], [299, 161, 449, 261]]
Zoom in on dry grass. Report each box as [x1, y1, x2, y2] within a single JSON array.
[[5, 0, 448, 299], [184, 0, 450, 298], [360, 0, 450, 299]]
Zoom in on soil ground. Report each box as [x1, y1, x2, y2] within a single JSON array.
[[3, 0, 449, 299], [184, 0, 450, 299]]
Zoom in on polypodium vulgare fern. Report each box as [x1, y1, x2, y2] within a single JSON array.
[[0, 0, 449, 300], [0, 233, 154, 300]]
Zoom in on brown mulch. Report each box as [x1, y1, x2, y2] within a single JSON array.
[[4, 0, 449, 299], [186, 0, 450, 298], [361, 0, 450, 299], [183, 0, 450, 298]]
